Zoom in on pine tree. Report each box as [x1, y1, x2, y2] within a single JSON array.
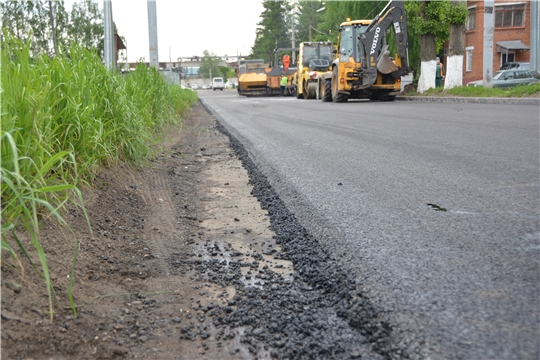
[[250, 1, 288, 63]]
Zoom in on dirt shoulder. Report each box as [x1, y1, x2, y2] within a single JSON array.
[[1, 102, 292, 359], [2, 101, 404, 360]]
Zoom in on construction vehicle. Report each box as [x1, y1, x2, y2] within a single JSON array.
[[237, 60, 270, 96], [322, 0, 410, 102], [237, 49, 298, 97], [292, 42, 333, 100]]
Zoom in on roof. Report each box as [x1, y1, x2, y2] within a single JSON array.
[[115, 34, 126, 50], [496, 40, 530, 51], [340, 19, 372, 27]]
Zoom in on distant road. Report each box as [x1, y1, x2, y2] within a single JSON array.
[[199, 90, 540, 359]]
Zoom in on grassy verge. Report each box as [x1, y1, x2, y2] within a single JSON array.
[[1, 34, 198, 320], [406, 82, 540, 98]]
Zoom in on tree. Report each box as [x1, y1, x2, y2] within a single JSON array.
[[445, 0, 467, 89], [218, 66, 230, 81], [295, 1, 324, 43], [198, 50, 220, 79], [1, 1, 27, 40], [24, 1, 50, 56], [250, 1, 288, 64], [46, 0, 69, 56], [1, 0, 98, 58], [68, 0, 104, 58], [406, 0, 467, 93]]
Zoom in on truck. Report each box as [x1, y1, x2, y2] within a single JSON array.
[[322, 0, 410, 102], [292, 42, 333, 100]]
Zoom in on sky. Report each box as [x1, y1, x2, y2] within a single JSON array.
[[66, 0, 265, 63]]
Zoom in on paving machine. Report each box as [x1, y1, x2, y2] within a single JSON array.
[[322, 0, 410, 102], [292, 42, 333, 100], [237, 49, 298, 97], [237, 60, 270, 96]]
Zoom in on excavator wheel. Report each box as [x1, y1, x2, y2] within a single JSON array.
[[321, 78, 332, 102], [303, 81, 310, 99], [303, 81, 317, 99], [331, 67, 348, 103]]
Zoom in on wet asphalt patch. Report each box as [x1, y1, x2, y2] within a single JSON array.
[[182, 100, 409, 359]]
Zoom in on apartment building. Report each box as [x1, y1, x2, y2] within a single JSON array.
[[464, 0, 531, 83]]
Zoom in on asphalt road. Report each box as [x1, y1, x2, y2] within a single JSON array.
[[198, 90, 539, 359]]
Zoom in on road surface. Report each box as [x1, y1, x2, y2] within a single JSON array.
[[199, 90, 539, 359]]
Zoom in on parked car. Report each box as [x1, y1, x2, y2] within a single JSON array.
[[180, 85, 194, 91], [467, 69, 539, 88], [499, 62, 530, 71], [202, 84, 212, 89], [191, 84, 200, 90]]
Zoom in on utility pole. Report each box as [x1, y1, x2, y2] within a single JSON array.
[[147, 0, 159, 69], [531, 0, 540, 79], [483, 0, 494, 88], [292, 15, 296, 66], [103, 0, 115, 70]]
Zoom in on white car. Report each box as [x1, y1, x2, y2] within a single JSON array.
[[180, 85, 194, 91], [212, 77, 224, 91], [467, 69, 539, 88], [191, 84, 200, 90]]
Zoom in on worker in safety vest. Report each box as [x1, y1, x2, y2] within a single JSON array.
[[280, 74, 288, 96], [283, 54, 290, 73]]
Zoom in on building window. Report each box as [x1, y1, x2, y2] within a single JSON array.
[[501, 52, 515, 65], [466, 47, 474, 72], [495, 3, 525, 27], [467, 7, 476, 30]]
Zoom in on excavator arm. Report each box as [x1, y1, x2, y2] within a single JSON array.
[[358, 0, 409, 87]]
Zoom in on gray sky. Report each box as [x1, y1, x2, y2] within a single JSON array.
[[66, 0, 265, 62]]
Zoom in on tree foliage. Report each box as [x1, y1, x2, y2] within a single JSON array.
[[68, 0, 104, 57], [300, 1, 389, 44], [250, 1, 288, 62], [198, 50, 221, 79], [295, 1, 324, 43], [406, 0, 467, 53], [1, 0, 105, 58]]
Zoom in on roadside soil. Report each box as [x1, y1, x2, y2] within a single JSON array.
[[1, 102, 291, 359], [2, 101, 405, 360]]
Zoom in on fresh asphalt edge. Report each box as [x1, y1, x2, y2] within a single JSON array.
[[197, 98, 410, 360], [396, 95, 540, 105]]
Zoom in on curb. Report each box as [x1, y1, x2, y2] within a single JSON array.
[[396, 96, 540, 105]]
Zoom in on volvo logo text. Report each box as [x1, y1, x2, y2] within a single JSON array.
[[370, 27, 380, 55]]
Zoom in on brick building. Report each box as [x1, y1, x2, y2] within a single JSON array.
[[464, 0, 531, 83]]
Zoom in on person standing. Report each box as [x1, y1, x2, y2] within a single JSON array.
[[436, 57, 445, 87], [280, 74, 288, 96]]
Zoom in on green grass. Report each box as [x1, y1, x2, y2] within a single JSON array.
[[1, 33, 198, 320], [410, 82, 540, 98]]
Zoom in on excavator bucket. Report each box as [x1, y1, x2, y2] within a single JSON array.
[[377, 44, 399, 74]]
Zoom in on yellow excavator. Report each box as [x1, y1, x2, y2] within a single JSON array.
[[322, 0, 410, 102]]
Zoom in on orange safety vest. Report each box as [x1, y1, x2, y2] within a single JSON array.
[[283, 54, 290, 72]]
